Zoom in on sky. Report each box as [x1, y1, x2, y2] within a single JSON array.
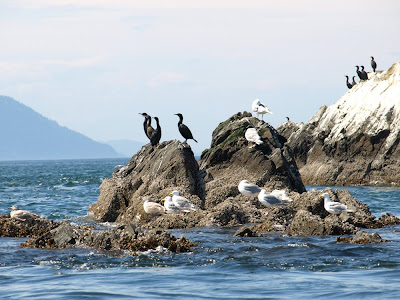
[[1, 0, 399, 155]]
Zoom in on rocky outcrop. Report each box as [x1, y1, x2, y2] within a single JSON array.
[[89, 112, 305, 226], [88, 140, 204, 222], [0, 215, 195, 254], [280, 62, 400, 186], [199, 112, 305, 208]]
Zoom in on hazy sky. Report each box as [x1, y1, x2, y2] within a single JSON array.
[[1, 0, 399, 155]]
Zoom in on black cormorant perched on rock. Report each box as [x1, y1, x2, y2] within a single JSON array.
[[139, 113, 155, 140], [345, 75, 352, 89], [371, 56, 377, 72], [150, 117, 162, 146], [352, 76, 357, 87], [174, 113, 198, 143], [355, 66, 363, 81], [361, 66, 368, 80]]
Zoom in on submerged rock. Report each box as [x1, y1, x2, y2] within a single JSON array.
[[336, 231, 387, 244], [281, 62, 400, 186]]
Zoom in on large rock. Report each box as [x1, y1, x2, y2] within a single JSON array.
[[199, 112, 305, 208], [281, 62, 400, 186], [88, 140, 204, 222]]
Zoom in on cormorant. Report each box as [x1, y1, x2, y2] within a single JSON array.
[[174, 113, 198, 143], [361, 66, 368, 80], [286, 117, 290, 122], [345, 75, 352, 89], [355, 66, 363, 80], [139, 113, 155, 140], [352, 76, 357, 87], [371, 56, 377, 72], [150, 116, 162, 146]]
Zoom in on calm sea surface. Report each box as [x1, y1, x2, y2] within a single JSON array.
[[1, 159, 400, 299]]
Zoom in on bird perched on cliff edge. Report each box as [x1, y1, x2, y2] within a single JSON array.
[[355, 66, 363, 81], [139, 113, 155, 140], [361, 66, 368, 80], [175, 113, 198, 143], [352, 76, 357, 87], [150, 117, 162, 146], [251, 99, 273, 120], [9, 205, 41, 222], [371, 56, 377, 72], [320, 192, 355, 215], [345, 75, 353, 89], [238, 180, 261, 197]]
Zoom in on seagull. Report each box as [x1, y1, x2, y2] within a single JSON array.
[[269, 190, 293, 203], [251, 99, 273, 120], [320, 192, 355, 215], [245, 128, 263, 148], [258, 189, 288, 207], [143, 197, 166, 216], [8, 205, 41, 222], [169, 191, 197, 212], [238, 180, 261, 196], [175, 113, 198, 143], [162, 196, 181, 213]]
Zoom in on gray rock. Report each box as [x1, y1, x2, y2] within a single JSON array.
[[337, 231, 387, 244], [88, 140, 204, 222]]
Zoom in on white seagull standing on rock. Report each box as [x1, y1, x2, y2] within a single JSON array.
[[238, 180, 261, 197], [258, 189, 288, 207], [251, 99, 273, 120], [320, 192, 355, 215], [163, 195, 181, 213], [245, 128, 263, 148], [143, 197, 166, 216], [169, 191, 197, 212], [8, 205, 41, 222], [269, 190, 293, 203]]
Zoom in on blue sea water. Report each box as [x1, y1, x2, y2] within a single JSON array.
[[1, 159, 400, 299]]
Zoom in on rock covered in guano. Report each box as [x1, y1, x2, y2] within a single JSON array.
[[280, 62, 400, 186]]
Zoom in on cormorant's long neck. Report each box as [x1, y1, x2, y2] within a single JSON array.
[[178, 116, 183, 126], [146, 116, 152, 127], [155, 118, 160, 129]]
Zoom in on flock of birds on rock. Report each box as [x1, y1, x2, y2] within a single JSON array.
[[345, 56, 377, 89], [142, 190, 197, 216], [139, 112, 197, 147], [238, 180, 355, 215]]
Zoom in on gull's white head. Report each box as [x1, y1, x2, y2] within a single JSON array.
[[171, 190, 180, 196], [320, 193, 331, 202], [8, 205, 19, 211]]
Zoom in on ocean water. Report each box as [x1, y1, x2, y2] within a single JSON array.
[[1, 159, 400, 299]]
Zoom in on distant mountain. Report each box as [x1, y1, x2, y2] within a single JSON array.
[[106, 139, 144, 158], [0, 96, 121, 160]]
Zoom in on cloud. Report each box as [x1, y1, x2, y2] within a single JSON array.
[[42, 56, 105, 68], [148, 71, 185, 87], [12, 0, 277, 9]]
